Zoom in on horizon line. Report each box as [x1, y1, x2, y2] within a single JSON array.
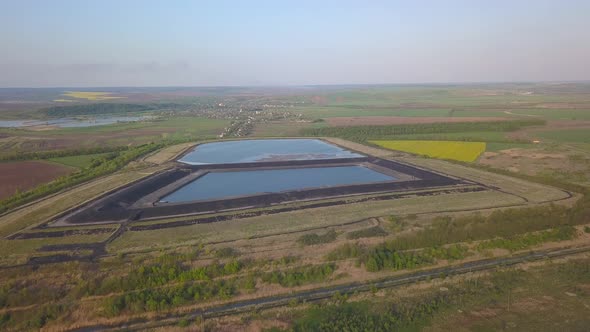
[[1, 80, 589, 90]]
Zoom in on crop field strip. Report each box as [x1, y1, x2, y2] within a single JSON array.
[[370, 140, 486, 162]]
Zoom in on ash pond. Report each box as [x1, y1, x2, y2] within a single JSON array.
[[178, 139, 363, 165], [160, 166, 396, 203]]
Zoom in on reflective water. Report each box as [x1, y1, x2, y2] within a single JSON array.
[[160, 165, 395, 202], [178, 139, 363, 165]]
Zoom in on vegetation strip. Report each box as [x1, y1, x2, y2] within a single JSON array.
[[74, 246, 590, 331]]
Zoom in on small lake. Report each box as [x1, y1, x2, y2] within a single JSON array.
[[160, 165, 395, 203], [0, 116, 150, 128], [178, 139, 363, 165]]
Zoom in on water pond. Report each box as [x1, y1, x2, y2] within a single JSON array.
[[178, 139, 363, 165], [160, 165, 395, 202]]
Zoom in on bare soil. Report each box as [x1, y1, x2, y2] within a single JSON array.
[[0, 161, 74, 199]]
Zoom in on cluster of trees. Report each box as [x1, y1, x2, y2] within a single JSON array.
[[476, 226, 577, 252], [0, 303, 66, 330], [0, 145, 127, 162], [301, 119, 545, 141], [286, 268, 531, 332], [383, 203, 581, 252], [103, 279, 236, 316], [0, 142, 166, 214], [81, 260, 243, 296], [297, 230, 338, 246], [261, 263, 336, 287], [364, 245, 467, 272]]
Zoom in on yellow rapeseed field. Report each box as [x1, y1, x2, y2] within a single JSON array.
[[62, 91, 124, 101], [370, 140, 486, 162]]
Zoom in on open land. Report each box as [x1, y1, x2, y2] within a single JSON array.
[[0, 83, 589, 330], [0, 160, 74, 199]]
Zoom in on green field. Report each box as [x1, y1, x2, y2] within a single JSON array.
[[48, 153, 110, 168], [505, 108, 590, 120], [295, 107, 454, 119], [536, 128, 590, 143], [370, 140, 486, 162], [485, 142, 535, 151]]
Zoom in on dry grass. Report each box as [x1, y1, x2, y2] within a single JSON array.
[[143, 142, 195, 165], [399, 155, 571, 203], [108, 189, 523, 253]]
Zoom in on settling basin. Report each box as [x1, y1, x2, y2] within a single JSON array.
[[178, 139, 363, 165], [160, 165, 396, 203]]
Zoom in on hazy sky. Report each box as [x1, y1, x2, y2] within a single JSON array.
[[1, 0, 589, 87]]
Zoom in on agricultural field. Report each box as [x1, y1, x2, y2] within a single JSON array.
[[0, 160, 74, 199], [60, 91, 125, 101], [536, 128, 590, 143], [370, 140, 486, 162], [47, 152, 110, 168], [0, 117, 229, 156], [0, 84, 589, 330], [326, 116, 508, 126]]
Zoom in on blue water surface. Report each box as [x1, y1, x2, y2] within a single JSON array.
[[161, 165, 395, 202], [178, 139, 363, 165]]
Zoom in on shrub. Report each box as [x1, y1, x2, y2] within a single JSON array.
[[297, 230, 337, 246], [346, 226, 388, 240]]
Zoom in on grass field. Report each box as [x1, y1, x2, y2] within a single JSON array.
[[536, 128, 590, 143], [373, 131, 509, 142], [484, 142, 536, 152], [295, 107, 454, 119], [108, 189, 524, 252], [0, 117, 229, 155], [252, 121, 325, 137], [400, 155, 571, 203], [505, 108, 590, 120], [48, 153, 110, 168], [371, 140, 486, 162]]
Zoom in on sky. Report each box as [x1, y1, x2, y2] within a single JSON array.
[[1, 0, 589, 87]]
